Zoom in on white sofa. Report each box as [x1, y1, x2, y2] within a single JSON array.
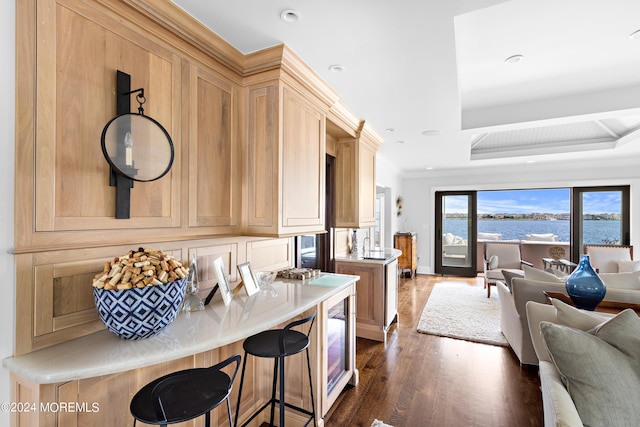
[[525, 301, 609, 427], [527, 300, 640, 427], [442, 233, 468, 264], [497, 267, 640, 365], [496, 278, 566, 365]]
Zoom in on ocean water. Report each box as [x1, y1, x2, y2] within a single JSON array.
[[443, 219, 621, 244]]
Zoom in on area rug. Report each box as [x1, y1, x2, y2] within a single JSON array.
[[370, 420, 393, 427], [417, 282, 508, 347]]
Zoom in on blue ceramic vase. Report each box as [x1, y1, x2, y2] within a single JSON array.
[[565, 254, 606, 311]]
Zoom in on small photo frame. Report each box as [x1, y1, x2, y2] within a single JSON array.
[[237, 262, 260, 296], [213, 257, 233, 306]]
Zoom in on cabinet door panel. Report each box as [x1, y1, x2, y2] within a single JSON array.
[[244, 83, 326, 236], [358, 143, 377, 225], [334, 125, 380, 229], [37, 3, 181, 231], [188, 64, 239, 230], [245, 84, 277, 230], [281, 87, 325, 229]]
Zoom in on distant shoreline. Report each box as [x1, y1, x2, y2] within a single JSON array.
[[472, 218, 617, 221]]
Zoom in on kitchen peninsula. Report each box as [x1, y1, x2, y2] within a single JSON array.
[[4, 274, 358, 426], [335, 249, 401, 344]]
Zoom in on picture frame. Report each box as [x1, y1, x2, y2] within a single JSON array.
[[213, 257, 233, 306], [237, 262, 260, 296]]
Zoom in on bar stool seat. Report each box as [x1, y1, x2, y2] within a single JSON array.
[[235, 312, 316, 427], [131, 354, 241, 427], [243, 329, 309, 358]]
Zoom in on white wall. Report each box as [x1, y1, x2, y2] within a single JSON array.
[[402, 159, 640, 274], [375, 153, 404, 246], [1, 1, 16, 424]]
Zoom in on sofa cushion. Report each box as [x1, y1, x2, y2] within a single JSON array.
[[478, 232, 502, 241], [523, 265, 565, 283], [501, 269, 524, 292], [488, 255, 499, 270], [550, 298, 606, 331], [540, 309, 640, 427], [599, 271, 640, 290], [443, 233, 453, 245], [618, 260, 640, 273], [525, 233, 558, 242]]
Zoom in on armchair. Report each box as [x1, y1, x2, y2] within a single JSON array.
[[483, 242, 533, 297], [583, 244, 633, 273]]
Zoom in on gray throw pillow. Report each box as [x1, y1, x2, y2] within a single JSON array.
[[501, 269, 524, 292], [523, 264, 565, 283], [540, 309, 640, 427]]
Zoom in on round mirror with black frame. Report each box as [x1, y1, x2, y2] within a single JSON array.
[[101, 112, 174, 183]]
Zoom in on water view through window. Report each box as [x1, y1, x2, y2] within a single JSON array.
[[444, 188, 622, 244]]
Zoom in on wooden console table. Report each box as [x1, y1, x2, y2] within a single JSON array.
[[394, 232, 417, 278], [544, 291, 640, 315]]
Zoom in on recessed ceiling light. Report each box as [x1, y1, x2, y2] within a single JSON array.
[[504, 54, 524, 64], [280, 9, 301, 23], [386, 128, 396, 133], [328, 64, 345, 73], [421, 130, 442, 136], [629, 29, 640, 39], [426, 166, 434, 170], [396, 140, 405, 144]]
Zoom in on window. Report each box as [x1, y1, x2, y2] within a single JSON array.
[[572, 186, 630, 260], [477, 188, 570, 242], [435, 186, 631, 274]]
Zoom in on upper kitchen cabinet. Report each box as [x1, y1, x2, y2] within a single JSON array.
[[242, 46, 339, 237], [185, 62, 241, 233], [334, 120, 383, 229], [23, 1, 182, 239], [15, 0, 253, 251]]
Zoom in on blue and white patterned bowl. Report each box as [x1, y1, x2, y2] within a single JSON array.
[[93, 278, 187, 340]]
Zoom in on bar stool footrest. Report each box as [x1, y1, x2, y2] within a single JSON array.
[[239, 398, 314, 427]]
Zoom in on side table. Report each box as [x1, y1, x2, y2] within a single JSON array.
[[544, 291, 640, 315], [542, 258, 577, 274]]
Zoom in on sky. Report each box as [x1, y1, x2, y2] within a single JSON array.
[[444, 188, 622, 214]]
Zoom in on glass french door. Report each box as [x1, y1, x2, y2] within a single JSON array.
[[435, 191, 477, 277], [571, 186, 630, 261]]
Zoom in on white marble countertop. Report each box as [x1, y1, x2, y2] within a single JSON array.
[[335, 248, 402, 264], [3, 273, 358, 384]]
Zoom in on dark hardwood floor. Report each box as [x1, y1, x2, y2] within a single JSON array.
[[323, 274, 544, 427]]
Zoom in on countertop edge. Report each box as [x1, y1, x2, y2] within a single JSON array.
[[334, 248, 402, 264], [4, 274, 359, 384]]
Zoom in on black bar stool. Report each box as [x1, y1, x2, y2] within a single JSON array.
[[130, 353, 241, 427], [235, 312, 317, 427]]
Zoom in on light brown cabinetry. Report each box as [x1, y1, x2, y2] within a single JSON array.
[[12, 0, 363, 424], [243, 80, 326, 237], [16, 0, 247, 252], [335, 259, 398, 344], [334, 121, 383, 228], [186, 62, 241, 232], [395, 232, 417, 278]]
